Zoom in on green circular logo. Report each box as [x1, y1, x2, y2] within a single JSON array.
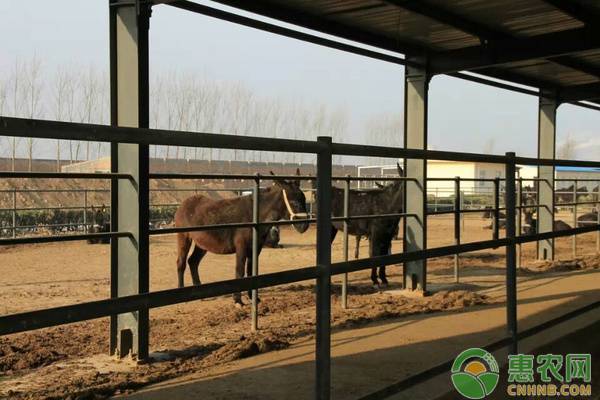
[[451, 348, 499, 399]]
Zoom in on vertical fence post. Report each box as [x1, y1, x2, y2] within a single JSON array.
[[493, 177, 500, 241], [12, 188, 17, 238], [251, 174, 260, 332], [517, 177, 522, 268], [597, 195, 600, 253], [454, 177, 460, 283], [505, 152, 518, 354], [572, 179, 577, 258], [109, 0, 150, 361], [316, 136, 332, 400], [83, 189, 88, 234], [342, 175, 349, 309]]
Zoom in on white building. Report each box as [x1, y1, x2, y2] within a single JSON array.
[[360, 162, 600, 197], [359, 160, 504, 195]]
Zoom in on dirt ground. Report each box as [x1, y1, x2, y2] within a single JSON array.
[[0, 214, 599, 399]]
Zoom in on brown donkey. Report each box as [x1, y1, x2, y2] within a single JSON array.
[[174, 171, 309, 306]]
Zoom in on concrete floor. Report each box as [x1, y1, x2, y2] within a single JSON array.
[[119, 268, 600, 400]]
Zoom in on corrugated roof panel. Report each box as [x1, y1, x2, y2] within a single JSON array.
[[426, 0, 583, 37], [504, 60, 599, 86]]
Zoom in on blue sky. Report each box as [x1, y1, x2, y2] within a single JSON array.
[[1, 0, 599, 160]]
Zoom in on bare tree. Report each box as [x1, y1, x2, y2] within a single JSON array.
[[53, 66, 70, 171], [79, 65, 99, 160], [95, 70, 109, 159], [364, 112, 402, 165], [23, 56, 43, 171], [0, 76, 7, 158], [9, 59, 25, 171], [558, 132, 577, 159]]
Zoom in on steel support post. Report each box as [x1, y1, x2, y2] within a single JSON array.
[[12, 189, 16, 238], [109, 0, 150, 360], [493, 178, 500, 241], [572, 180, 577, 258], [597, 199, 600, 253], [251, 175, 260, 331], [83, 190, 88, 234], [538, 91, 557, 260], [341, 176, 349, 309], [403, 57, 428, 293], [505, 152, 518, 354], [316, 136, 332, 400], [517, 177, 523, 268], [454, 177, 460, 283]]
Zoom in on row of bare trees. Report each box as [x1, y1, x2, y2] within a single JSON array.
[[1, 57, 355, 170], [0, 57, 109, 171]]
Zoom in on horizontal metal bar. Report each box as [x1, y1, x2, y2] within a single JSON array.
[[427, 177, 499, 182], [0, 189, 109, 193], [149, 218, 316, 235], [332, 176, 414, 182], [447, 72, 539, 96], [557, 201, 600, 207], [427, 208, 484, 216], [555, 178, 600, 182], [150, 173, 317, 181], [331, 238, 510, 276], [0, 265, 319, 336], [331, 142, 508, 164], [515, 156, 600, 169], [6, 222, 94, 230], [0, 117, 325, 154], [1, 205, 90, 212], [516, 224, 599, 244], [0, 231, 131, 246], [2, 221, 597, 335], [0, 171, 132, 180], [331, 213, 414, 222]]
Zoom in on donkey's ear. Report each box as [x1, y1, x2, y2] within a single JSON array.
[[294, 168, 301, 186], [270, 171, 276, 176], [397, 162, 404, 177], [375, 182, 384, 188]]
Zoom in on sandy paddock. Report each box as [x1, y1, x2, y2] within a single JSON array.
[[0, 214, 599, 399]]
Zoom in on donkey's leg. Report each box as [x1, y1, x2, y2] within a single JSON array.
[[330, 227, 338, 243], [369, 238, 379, 287], [245, 250, 263, 302], [176, 233, 192, 288], [354, 235, 361, 259], [188, 245, 206, 286], [378, 240, 393, 286], [233, 246, 247, 306]]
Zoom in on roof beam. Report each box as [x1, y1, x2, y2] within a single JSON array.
[[541, 0, 600, 27], [383, 0, 502, 42], [429, 27, 600, 74], [207, 0, 425, 56], [384, 0, 600, 80], [559, 82, 600, 102], [549, 56, 600, 80]]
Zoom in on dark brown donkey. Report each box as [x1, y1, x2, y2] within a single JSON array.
[[330, 164, 405, 287], [174, 171, 309, 306]]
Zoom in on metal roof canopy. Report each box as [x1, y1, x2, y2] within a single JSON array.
[[157, 0, 600, 111]]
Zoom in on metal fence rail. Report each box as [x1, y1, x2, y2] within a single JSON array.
[[1, 115, 600, 399]]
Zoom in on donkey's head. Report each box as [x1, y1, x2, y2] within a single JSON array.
[[272, 168, 310, 233], [379, 163, 405, 212]]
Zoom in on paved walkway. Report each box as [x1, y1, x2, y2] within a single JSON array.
[[120, 269, 600, 400]]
